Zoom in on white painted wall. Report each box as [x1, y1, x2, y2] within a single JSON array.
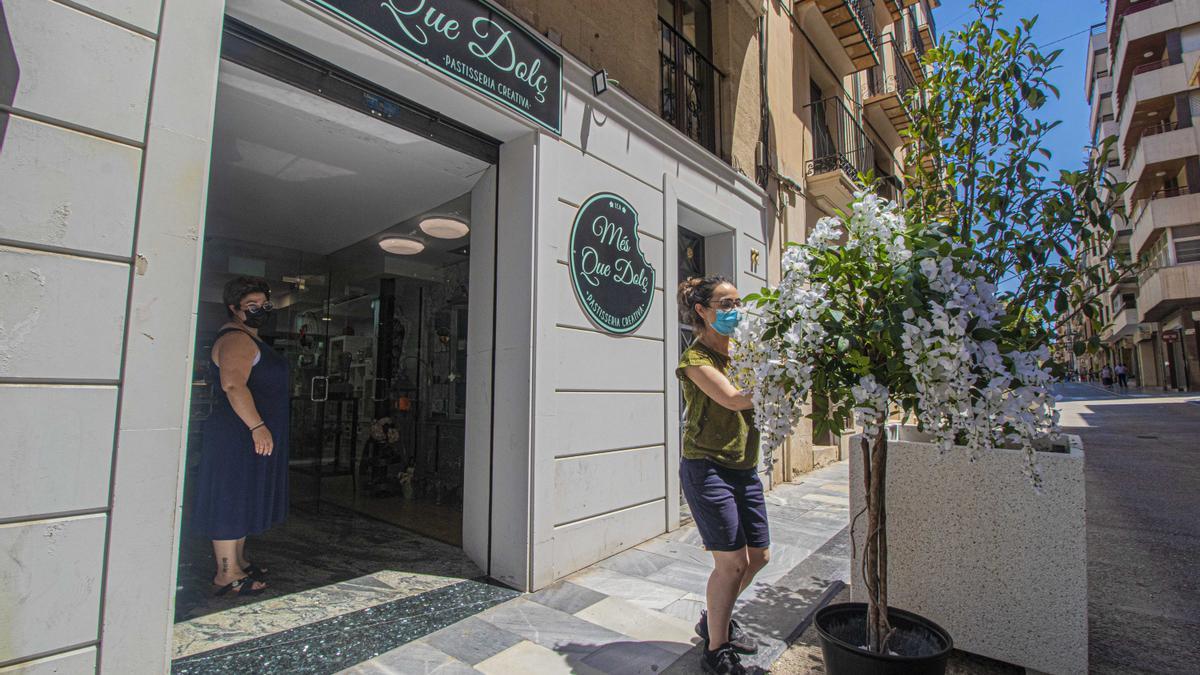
[[526, 71, 770, 587], [462, 166, 498, 578], [0, 0, 224, 671]]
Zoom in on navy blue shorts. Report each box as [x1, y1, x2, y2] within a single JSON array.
[[680, 458, 770, 552]]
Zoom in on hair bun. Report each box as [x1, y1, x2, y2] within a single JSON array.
[[675, 274, 732, 332]]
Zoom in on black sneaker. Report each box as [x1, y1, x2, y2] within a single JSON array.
[[701, 643, 746, 675], [695, 609, 759, 654]]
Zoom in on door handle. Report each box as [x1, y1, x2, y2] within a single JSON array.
[[311, 376, 329, 402]]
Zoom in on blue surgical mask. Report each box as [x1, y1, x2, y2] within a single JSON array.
[[712, 309, 740, 336]]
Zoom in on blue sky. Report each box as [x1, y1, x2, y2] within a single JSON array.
[[934, 0, 1109, 176]]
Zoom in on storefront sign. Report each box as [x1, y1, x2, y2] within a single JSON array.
[[306, 0, 562, 133], [570, 193, 656, 334]]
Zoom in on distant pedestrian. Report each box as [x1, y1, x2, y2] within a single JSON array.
[[1116, 364, 1129, 392], [1101, 365, 1114, 389]]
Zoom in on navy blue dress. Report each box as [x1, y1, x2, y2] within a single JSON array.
[[192, 327, 290, 540]]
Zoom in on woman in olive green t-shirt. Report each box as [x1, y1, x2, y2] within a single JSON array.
[[675, 275, 769, 675]]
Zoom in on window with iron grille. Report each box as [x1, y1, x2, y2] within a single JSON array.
[[659, 0, 722, 155]]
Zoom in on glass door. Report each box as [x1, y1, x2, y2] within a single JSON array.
[[285, 257, 381, 511]]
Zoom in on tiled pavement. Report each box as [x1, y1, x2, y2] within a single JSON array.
[[342, 461, 852, 674]]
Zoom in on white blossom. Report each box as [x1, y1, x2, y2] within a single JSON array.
[[732, 192, 1058, 483]]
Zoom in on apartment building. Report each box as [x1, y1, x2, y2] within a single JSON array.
[[0, 1, 934, 671], [1083, 0, 1200, 390]]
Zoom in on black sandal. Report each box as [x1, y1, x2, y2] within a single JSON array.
[[213, 576, 266, 597], [243, 564, 268, 580]]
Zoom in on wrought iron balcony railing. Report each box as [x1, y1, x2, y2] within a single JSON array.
[[804, 96, 874, 179], [846, 0, 879, 53], [1139, 119, 1181, 142], [659, 18, 724, 157], [865, 36, 917, 105], [905, 10, 925, 57]]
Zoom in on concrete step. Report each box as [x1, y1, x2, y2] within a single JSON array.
[[812, 445, 840, 470]]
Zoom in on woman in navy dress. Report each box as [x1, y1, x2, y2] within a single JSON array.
[[192, 276, 290, 596]]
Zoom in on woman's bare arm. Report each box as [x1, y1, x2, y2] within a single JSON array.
[[214, 332, 273, 455], [683, 365, 754, 411]]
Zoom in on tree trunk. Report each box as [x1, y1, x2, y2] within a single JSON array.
[[877, 427, 891, 649], [861, 435, 878, 651], [864, 428, 891, 653]]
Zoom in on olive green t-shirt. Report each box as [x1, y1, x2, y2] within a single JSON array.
[[676, 340, 760, 470]]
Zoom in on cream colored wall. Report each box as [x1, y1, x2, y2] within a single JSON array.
[[714, 0, 763, 175], [494, 0, 763, 174], [756, 1, 916, 474]]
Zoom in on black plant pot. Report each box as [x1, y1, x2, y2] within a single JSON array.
[[814, 602, 953, 675]]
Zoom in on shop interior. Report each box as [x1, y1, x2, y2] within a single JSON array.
[[174, 57, 495, 622]]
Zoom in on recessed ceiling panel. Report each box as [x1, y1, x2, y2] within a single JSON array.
[[205, 61, 491, 255]]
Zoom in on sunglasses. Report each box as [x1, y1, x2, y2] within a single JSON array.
[[708, 298, 743, 310]]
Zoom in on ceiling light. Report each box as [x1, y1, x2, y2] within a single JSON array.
[[418, 216, 470, 239], [1155, 171, 1167, 177], [1147, 111, 1158, 116], [1143, 51, 1154, 58], [378, 237, 425, 255]]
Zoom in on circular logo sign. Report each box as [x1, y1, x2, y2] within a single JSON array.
[[569, 193, 656, 334]]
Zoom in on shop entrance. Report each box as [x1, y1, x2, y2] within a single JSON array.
[[173, 20, 500, 643]]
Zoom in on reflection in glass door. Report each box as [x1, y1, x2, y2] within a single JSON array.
[[283, 258, 374, 511]]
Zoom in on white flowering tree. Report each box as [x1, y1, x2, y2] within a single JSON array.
[[730, 192, 1063, 651], [732, 0, 1129, 655]]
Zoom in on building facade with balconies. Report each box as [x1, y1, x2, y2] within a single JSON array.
[[1085, 0, 1200, 391], [756, 0, 936, 459]]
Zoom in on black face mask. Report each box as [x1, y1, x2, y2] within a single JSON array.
[[242, 305, 273, 329]]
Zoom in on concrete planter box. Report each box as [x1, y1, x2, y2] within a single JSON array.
[[845, 427, 1087, 674]]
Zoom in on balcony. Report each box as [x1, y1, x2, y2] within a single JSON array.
[[1089, 78, 1112, 131], [900, 9, 927, 83], [658, 18, 725, 158], [1102, 307, 1140, 343], [799, 0, 880, 74], [1111, 0, 1177, 109], [1127, 123, 1199, 187], [805, 96, 874, 208], [914, 6, 935, 51], [1084, 23, 1108, 101], [1104, 226, 1133, 260], [1137, 261, 1200, 322], [862, 37, 918, 138], [1117, 58, 1191, 153], [1100, 164, 1128, 205], [1130, 187, 1200, 258]]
